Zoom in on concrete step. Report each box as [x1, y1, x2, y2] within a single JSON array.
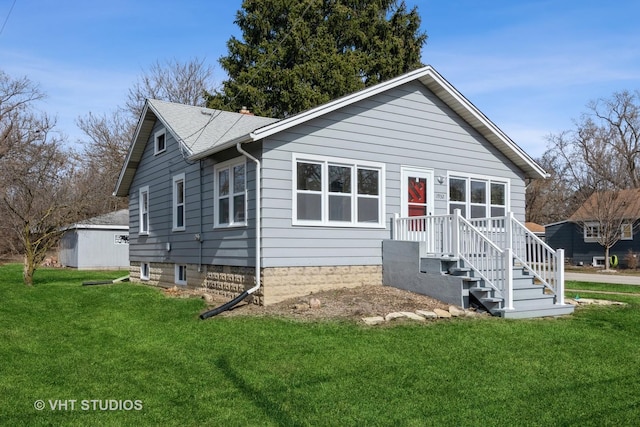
[[497, 304, 575, 319], [512, 293, 556, 309]]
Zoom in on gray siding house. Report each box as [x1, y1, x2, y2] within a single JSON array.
[[115, 66, 563, 311], [58, 209, 129, 270]]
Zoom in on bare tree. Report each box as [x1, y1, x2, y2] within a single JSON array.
[[526, 148, 577, 225], [0, 70, 45, 160], [549, 90, 640, 191], [76, 110, 132, 216], [0, 114, 90, 284], [125, 57, 216, 119]]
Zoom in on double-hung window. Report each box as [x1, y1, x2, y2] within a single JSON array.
[[448, 174, 508, 218], [173, 173, 186, 231], [215, 158, 246, 227], [293, 154, 384, 227], [139, 186, 149, 235]]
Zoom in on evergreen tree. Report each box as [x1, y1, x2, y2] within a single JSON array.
[[208, 0, 427, 117]]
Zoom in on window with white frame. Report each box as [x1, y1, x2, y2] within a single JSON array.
[[175, 264, 187, 285], [173, 173, 186, 231], [584, 222, 634, 242], [293, 154, 384, 227], [448, 175, 508, 218], [584, 222, 601, 241], [154, 129, 166, 154], [214, 158, 246, 227], [139, 186, 149, 235], [140, 262, 150, 281]]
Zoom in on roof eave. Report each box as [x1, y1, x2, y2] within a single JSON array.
[[188, 133, 255, 161]]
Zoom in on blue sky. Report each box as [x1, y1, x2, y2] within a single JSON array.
[[1, 0, 639, 158]]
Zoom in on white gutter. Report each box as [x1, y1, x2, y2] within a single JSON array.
[[236, 141, 261, 295]]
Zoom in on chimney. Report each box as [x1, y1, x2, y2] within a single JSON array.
[[239, 106, 254, 115]]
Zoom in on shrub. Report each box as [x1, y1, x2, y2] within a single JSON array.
[[625, 249, 639, 270]]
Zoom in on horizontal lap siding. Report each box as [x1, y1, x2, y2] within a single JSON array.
[[129, 124, 254, 267], [260, 81, 526, 268]]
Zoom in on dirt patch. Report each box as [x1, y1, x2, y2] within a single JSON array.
[[163, 285, 456, 322]]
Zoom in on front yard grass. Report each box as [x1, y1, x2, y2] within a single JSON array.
[[1, 264, 639, 426]]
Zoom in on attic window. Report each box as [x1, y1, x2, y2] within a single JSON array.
[[154, 129, 166, 155]]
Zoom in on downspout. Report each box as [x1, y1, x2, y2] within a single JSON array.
[[199, 141, 261, 320]]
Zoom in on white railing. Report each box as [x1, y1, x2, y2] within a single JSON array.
[[468, 213, 565, 304], [393, 210, 565, 306]]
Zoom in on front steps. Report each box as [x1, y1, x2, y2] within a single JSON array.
[[382, 240, 575, 319]]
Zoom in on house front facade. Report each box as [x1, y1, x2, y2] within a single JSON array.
[[115, 66, 550, 307]]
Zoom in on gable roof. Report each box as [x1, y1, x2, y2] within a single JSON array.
[[114, 65, 547, 197], [569, 188, 640, 222], [113, 100, 277, 197]]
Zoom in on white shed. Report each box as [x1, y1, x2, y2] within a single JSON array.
[[58, 209, 129, 270]]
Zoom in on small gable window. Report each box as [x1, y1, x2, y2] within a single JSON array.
[[154, 129, 166, 155]]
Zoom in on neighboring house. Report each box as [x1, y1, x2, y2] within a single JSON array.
[[546, 189, 640, 267], [525, 222, 545, 241], [58, 209, 129, 270], [115, 65, 570, 317]]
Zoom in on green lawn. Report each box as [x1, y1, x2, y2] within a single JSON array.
[[1, 264, 639, 426]]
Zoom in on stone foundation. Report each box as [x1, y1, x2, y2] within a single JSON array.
[[261, 265, 382, 305], [130, 262, 382, 306]]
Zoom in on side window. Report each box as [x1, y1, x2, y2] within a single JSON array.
[[173, 173, 186, 231], [214, 158, 247, 228], [139, 186, 149, 235]]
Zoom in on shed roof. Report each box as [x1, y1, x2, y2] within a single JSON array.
[[66, 209, 129, 230]]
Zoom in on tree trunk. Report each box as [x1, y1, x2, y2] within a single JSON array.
[[604, 246, 611, 271], [23, 253, 34, 286]]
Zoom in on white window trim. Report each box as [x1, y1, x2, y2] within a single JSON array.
[[172, 173, 186, 232], [214, 157, 247, 228], [584, 221, 634, 242], [292, 153, 386, 228], [139, 186, 149, 235], [140, 262, 150, 281], [584, 221, 601, 242], [174, 264, 187, 285], [154, 129, 166, 155], [446, 172, 510, 218]]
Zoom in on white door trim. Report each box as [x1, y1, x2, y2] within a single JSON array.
[[400, 167, 434, 217]]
